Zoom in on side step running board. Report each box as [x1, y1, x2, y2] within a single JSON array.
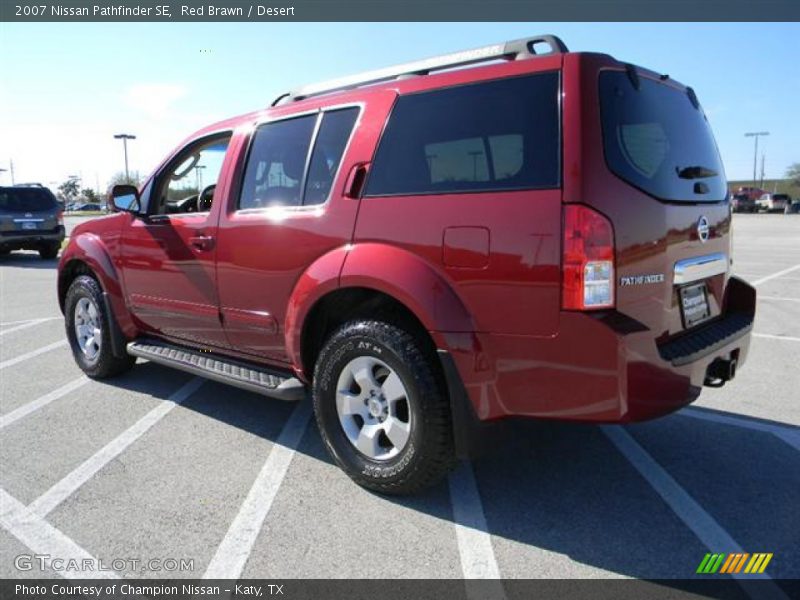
[[127, 339, 306, 401]]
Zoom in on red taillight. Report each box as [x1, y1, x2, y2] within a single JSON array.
[[562, 204, 615, 310], [56, 209, 64, 225]]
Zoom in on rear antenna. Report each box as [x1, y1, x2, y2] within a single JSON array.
[[624, 64, 640, 90], [686, 86, 700, 110]]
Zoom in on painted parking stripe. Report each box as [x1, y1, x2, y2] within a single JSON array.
[[752, 263, 800, 286], [0, 340, 68, 370], [0, 317, 58, 327], [0, 487, 118, 580], [602, 426, 788, 598], [449, 461, 503, 592], [681, 408, 800, 453], [203, 400, 312, 579], [0, 376, 89, 431], [27, 377, 205, 518], [0, 317, 60, 337], [758, 296, 800, 303], [753, 333, 800, 343]]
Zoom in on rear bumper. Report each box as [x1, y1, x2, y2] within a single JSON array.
[[0, 226, 65, 248], [442, 276, 756, 424]]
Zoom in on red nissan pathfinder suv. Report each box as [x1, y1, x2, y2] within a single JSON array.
[[58, 35, 756, 493]]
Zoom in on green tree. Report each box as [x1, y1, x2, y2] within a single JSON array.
[[109, 171, 142, 188], [81, 188, 99, 203], [786, 163, 800, 189], [58, 178, 80, 203]]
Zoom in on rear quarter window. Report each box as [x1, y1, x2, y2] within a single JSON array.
[[365, 72, 560, 196]]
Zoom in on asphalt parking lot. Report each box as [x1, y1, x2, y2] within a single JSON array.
[[0, 214, 798, 589]]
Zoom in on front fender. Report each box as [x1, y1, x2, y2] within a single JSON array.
[[58, 232, 137, 338]]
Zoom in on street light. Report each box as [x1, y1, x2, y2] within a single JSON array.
[[744, 132, 769, 191], [194, 165, 206, 192], [113, 134, 136, 181]]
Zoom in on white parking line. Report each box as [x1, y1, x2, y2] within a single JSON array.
[[27, 377, 205, 518], [602, 426, 787, 597], [752, 263, 800, 286], [0, 317, 60, 336], [203, 400, 312, 579], [449, 461, 503, 586], [753, 333, 800, 343], [0, 340, 68, 370], [0, 487, 118, 580], [0, 376, 89, 431], [681, 408, 800, 452], [0, 317, 58, 327], [758, 296, 800, 303]]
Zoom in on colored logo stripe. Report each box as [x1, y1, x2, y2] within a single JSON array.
[[697, 553, 773, 574]]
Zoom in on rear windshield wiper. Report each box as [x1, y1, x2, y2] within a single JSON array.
[[676, 165, 718, 179]]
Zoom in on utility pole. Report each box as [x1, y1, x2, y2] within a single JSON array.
[[194, 165, 206, 192], [113, 134, 136, 181], [744, 132, 769, 191], [759, 154, 765, 190], [9, 159, 15, 185]]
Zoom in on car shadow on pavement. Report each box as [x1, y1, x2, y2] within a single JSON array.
[[123, 365, 799, 585], [0, 252, 59, 269]]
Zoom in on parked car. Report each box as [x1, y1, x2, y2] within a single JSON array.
[[785, 201, 800, 214], [730, 193, 756, 213], [756, 193, 792, 213], [58, 34, 755, 494], [0, 185, 65, 259], [74, 202, 105, 212], [733, 186, 767, 201]]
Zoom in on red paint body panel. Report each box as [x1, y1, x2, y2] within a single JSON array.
[[58, 47, 755, 426]]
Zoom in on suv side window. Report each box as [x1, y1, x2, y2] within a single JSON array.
[[239, 108, 359, 210], [365, 73, 560, 197], [304, 108, 359, 205], [154, 134, 232, 215]]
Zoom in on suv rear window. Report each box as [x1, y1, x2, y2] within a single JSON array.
[[365, 72, 560, 196], [599, 71, 726, 202], [0, 188, 57, 212]]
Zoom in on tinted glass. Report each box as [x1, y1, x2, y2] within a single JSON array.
[[239, 115, 316, 209], [599, 71, 727, 202], [0, 188, 57, 212], [304, 108, 359, 205], [365, 73, 560, 196]]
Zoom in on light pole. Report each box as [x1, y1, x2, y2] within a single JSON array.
[[744, 132, 769, 191], [194, 165, 206, 192], [113, 134, 136, 181]]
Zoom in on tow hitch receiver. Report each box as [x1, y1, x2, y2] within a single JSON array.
[[705, 356, 738, 388]]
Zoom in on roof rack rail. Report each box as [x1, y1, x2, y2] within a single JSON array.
[[271, 34, 568, 107]]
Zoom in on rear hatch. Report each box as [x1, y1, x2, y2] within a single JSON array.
[[0, 187, 60, 235], [591, 66, 732, 341]]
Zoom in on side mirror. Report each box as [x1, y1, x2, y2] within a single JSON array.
[[110, 185, 140, 213]]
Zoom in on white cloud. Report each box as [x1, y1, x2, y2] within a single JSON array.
[[123, 83, 188, 118]]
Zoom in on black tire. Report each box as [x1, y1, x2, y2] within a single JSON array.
[[39, 242, 60, 260], [312, 320, 455, 495], [65, 275, 136, 379]]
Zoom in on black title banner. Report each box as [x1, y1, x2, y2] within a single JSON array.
[[3, 579, 800, 600], [3, 0, 800, 22]]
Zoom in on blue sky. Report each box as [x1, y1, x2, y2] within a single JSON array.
[[1, 22, 797, 190]]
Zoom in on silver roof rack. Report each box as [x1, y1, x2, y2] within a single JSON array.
[[271, 34, 568, 106]]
